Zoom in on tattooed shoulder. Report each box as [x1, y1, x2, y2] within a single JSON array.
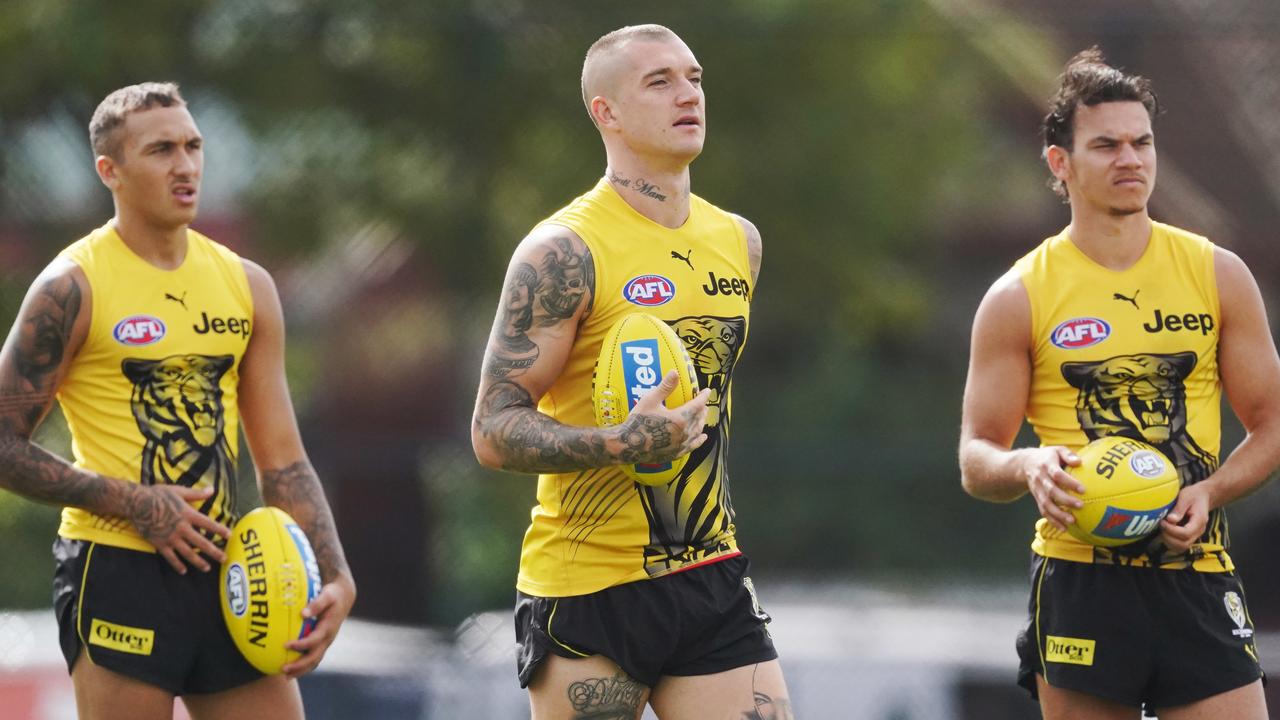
[[483, 228, 595, 382], [530, 229, 595, 324], [0, 262, 88, 440]]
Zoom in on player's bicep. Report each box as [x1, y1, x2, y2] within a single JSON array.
[[237, 260, 307, 468], [477, 227, 594, 406], [1216, 249, 1280, 430], [0, 261, 90, 438], [960, 273, 1032, 449]]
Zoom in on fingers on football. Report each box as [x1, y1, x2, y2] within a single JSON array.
[[281, 651, 321, 678], [638, 370, 679, 407], [1055, 446, 1082, 468], [1050, 469, 1085, 506], [282, 623, 334, 677], [302, 587, 336, 620], [1037, 479, 1076, 529], [1042, 503, 1074, 531]]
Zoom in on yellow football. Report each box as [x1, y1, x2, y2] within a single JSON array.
[[220, 507, 321, 674], [1065, 436, 1181, 547], [592, 313, 699, 486]]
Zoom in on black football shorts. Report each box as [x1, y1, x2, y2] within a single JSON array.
[[1017, 553, 1263, 714], [515, 554, 778, 688], [52, 537, 262, 695]]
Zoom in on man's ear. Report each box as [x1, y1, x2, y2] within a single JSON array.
[[591, 96, 617, 129], [96, 154, 120, 191], [1045, 144, 1072, 186]]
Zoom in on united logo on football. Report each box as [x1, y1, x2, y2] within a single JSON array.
[[623, 274, 675, 306]]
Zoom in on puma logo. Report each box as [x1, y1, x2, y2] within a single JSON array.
[[164, 291, 187, 310], [1113, 290, 1140, 310], [671, 249, 694, 271]]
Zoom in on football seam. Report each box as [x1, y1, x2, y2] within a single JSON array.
[[269, 509, 302, 645], [1080, 480, 1180, 505]]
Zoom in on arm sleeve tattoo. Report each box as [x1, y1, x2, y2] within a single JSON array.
[[260, 460, 351, 583], [475, 235, 691, 474], [0, 273, 164, 524], [0, 272, 109, 508]]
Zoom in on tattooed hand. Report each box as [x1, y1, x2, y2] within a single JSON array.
[[617, 370, 710, 465], [125, 484, 230, 573]]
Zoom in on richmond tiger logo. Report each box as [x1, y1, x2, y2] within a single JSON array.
[[637, 315, 747, 576], [122, 354, 236, 527], [670, 316, 746, 427], [1062, 351, 1218, 486]]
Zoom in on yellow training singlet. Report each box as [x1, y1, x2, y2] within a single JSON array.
[[517, 178, 752, 597], [56, 223, 254, 552], [1016, 221, 1228, 571]]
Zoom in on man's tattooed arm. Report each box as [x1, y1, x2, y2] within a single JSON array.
[[473, 227, 706, 474], [476, 379, 690, 474], [0, 265, 223, 567], [260, 460, 352, 583], [0, 268, 118, 508]]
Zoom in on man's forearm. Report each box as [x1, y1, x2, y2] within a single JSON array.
[[1204, 422, 1280, 509], [473, 379, 687, 474], [260, 460, 352, 585], [960, 439, 1032, 503], [482, 404, 622, 474], [0, 432, 130, 513]]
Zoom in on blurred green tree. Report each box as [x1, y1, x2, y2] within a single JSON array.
[[0, 0, 1035, 622]]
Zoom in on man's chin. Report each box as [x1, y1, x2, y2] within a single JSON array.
[[1108, 203, 1147, 217], [169, 206, 199, 228]]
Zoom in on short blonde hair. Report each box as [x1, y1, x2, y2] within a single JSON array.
[[89, 82, 186, 159], [580, 24, 681, 122]]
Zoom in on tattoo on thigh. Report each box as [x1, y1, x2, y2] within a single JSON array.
[[742, 691, 794, 720], [566, 671, 644, 719]]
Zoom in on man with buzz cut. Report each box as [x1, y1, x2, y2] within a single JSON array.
[[960, 49, 1280, 719], [0, 82, 355, 719], [472, 24, 792, 720]]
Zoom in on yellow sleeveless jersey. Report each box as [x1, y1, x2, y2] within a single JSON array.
[[1015, 221, 1228, 571], [517, 178, 752, 597], [56, 223, 254, 552]]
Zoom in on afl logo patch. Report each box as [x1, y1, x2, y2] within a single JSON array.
[[225, 563, 248, 617], [623, 275, 676, 306], [113, 315, 166, 346], [1051, 317, 1110, 349]]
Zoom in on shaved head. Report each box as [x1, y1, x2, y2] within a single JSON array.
[[581, 24, 683, 125]]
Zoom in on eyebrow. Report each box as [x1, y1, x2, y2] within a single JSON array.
[[641, 65, 703, 82], [1089, 132, 1153, 144], [140, 135, 202, 151]]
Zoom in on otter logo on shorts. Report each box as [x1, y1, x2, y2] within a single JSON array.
[[1224, 592, 1253, 638], [89, 619, 155, 656], [1044, 635, 1095, 666]]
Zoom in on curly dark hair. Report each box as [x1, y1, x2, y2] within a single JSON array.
[[1042, 48, 1159, 198]]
